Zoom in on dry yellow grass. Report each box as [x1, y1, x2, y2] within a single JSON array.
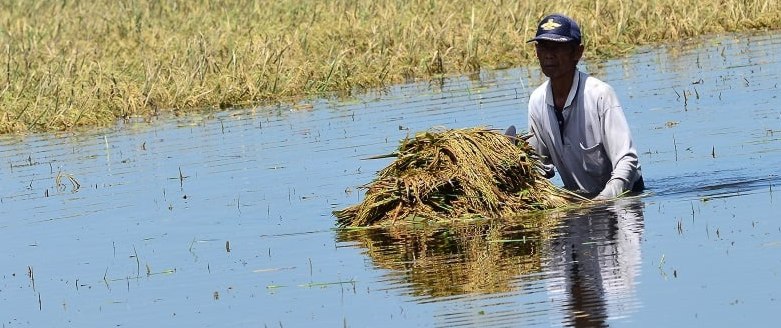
[[1, 0, 780, 133]]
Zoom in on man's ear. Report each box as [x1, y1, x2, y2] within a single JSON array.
[[574, 44, 585, 61]]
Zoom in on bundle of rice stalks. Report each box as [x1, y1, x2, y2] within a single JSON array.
[[334, 127, 585, 227]]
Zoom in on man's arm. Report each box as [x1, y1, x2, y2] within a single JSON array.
[[528, 112, 556, 179], [596, 91, 641, 199]]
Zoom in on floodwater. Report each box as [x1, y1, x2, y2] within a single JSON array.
[[1, 31, 780, 327]]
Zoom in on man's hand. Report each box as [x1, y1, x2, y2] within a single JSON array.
[[504, 125, 518, 145], [594, 179, 626, 200]]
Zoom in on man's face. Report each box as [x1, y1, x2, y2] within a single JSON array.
[[534, 41, 584, 79]]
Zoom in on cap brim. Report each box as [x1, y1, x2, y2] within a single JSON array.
[[526, 34, 577, 43]]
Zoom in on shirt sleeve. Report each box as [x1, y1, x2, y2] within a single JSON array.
[[528, 106, 556, 179], [599, 89, 641, 187]]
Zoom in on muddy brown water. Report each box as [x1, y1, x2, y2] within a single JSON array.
[[2, 31, 780, 327]]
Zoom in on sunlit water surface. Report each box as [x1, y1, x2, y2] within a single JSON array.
[[2, 32, 780, 327]]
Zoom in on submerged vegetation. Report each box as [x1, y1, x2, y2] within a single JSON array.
[[333, 128, 585, 227], [1, 0, 780, 133]]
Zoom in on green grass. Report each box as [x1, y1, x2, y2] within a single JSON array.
[[1, 0, 780, 133]]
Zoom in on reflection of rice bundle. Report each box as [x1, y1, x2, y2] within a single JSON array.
[[334, 127, 584, 227], [335, 222, 549, 297]]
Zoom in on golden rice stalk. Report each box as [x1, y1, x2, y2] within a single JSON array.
[[333, 127, 584, 227]]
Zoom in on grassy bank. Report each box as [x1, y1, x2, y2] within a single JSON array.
[[1, 0, 779, 133]]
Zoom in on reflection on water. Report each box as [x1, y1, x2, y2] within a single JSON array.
[[338, 199, 645, 327], [545, 199, 644, 327], [337, 213, 557, 298]]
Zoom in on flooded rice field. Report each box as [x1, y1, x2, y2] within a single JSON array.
[[2, 31, 780, 327]]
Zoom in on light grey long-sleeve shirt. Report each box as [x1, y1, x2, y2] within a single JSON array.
[[527, 70, 642, 194]]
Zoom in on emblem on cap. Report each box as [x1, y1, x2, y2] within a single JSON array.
[[540, 18, 561, 31]]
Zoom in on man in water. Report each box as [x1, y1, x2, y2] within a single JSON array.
[[522, 13, 643, 199]]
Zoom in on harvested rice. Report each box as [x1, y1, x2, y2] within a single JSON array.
[[334, 127, 585, 227]]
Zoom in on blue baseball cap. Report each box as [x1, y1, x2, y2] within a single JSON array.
[[527, 14, 581, 43]]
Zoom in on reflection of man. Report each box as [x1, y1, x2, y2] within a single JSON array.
[[543, 198, 645, 326]]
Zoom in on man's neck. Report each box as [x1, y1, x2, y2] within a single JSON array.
[[550, 70, 577, 111]]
